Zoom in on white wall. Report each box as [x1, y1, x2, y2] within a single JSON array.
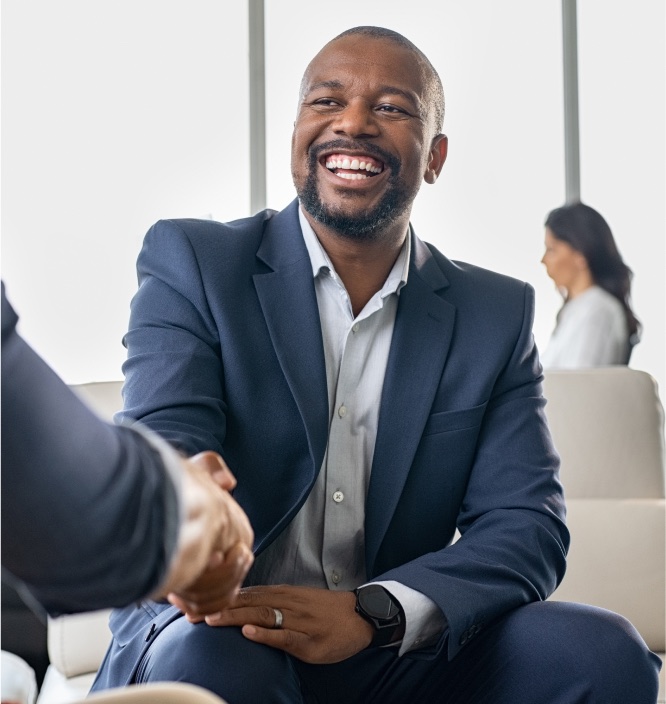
[[2, 0, 664, 398], [1, 0, 250, 383], [577, 0, 665, 391]]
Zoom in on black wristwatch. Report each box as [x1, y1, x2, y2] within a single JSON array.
[[353, 584, 404, 647]]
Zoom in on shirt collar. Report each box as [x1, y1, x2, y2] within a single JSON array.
[[298, 204, 410, 297]]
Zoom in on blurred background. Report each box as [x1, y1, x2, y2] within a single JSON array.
[[2, 0, 664, 399]]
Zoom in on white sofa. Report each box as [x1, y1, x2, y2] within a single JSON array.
[[544, 368, 665, 701], [37, 609, 112, 703], [36, 372, 665, 701]]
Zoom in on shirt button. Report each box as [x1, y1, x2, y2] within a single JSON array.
[[338, 405, 347, 418], [352, 323, 360, 333], [333, 490, 344, 503], [331, 572, 341, 584]]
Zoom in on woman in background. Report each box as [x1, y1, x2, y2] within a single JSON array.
[[540, 202, 641, 368]]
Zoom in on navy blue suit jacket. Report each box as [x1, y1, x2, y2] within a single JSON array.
[[95, 199, 567, 686]]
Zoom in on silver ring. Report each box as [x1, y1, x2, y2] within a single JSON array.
[[272, 608, 283, 629]]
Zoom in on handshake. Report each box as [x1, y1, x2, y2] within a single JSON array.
[[156, 451, 255, 620]]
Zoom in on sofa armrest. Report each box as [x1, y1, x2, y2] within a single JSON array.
[[550, 498, 665, 652], [46, 610, 112, 679]]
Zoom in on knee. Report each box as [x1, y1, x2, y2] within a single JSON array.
[[501, 601, 661, 702], [137, 618, 300, 703]]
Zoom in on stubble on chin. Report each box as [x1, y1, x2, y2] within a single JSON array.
[[296, 153, 412, 242]]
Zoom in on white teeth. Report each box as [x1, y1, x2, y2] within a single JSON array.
[[324, 156, 383, 174], [337, 172, 369, 180]]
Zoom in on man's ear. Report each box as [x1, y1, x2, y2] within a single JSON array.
[[424, 134, 448, 184]]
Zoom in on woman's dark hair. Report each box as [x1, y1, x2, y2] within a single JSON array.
[[545, 202, 641, 346]]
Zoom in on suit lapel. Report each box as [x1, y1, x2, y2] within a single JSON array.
[[253, 207, 456, 568], [253, 201, 329, 477], [365, 235, 456, 572]]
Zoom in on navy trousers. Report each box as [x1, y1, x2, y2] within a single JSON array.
[[94, 601, 661, 703]]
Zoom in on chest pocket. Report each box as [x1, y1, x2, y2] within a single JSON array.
[[422, 402, 486, 437]]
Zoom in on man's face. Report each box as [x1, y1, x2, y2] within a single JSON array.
[[291, 35, 445, 241]]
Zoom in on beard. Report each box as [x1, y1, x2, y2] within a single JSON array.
[[295, 140, 416, 242]]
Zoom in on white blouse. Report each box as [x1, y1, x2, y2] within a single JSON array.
[[541, 285, 629, 369]]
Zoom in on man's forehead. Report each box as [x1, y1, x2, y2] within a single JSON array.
[[301, 36, 426, 96], [308, 35, 417, 68]]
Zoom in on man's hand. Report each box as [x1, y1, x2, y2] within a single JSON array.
[[167, 542, 253, 619], [202, 585, 374, 664], [156, 451, 254, 605]]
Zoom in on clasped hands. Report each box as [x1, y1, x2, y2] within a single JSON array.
[[156, 451, 254, 608]]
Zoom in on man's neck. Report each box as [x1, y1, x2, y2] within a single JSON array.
[[304, 213, 409, 317]]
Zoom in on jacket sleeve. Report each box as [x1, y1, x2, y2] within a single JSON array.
[[1, 282, 180, 614], [117, 220, 228, 457], [376, 283, 569, 661]]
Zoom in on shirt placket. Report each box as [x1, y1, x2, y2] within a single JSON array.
[[322, 315, 367, 591]]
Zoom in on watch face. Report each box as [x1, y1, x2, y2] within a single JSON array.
[[355, 585, 403, 648], [360, 585, 399, 619]]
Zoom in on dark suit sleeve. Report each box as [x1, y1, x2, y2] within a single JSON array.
[[1, 283, 180, 614], [117, 220, 227, 457], [376, 283, 568, 660]]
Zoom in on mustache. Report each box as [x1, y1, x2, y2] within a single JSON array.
[[309, 139, 400, 171]]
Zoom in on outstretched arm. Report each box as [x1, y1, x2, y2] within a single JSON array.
[[1, 283, 253, 613]]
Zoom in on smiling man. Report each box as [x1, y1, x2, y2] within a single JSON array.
[[92, 27, 660, 703]]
